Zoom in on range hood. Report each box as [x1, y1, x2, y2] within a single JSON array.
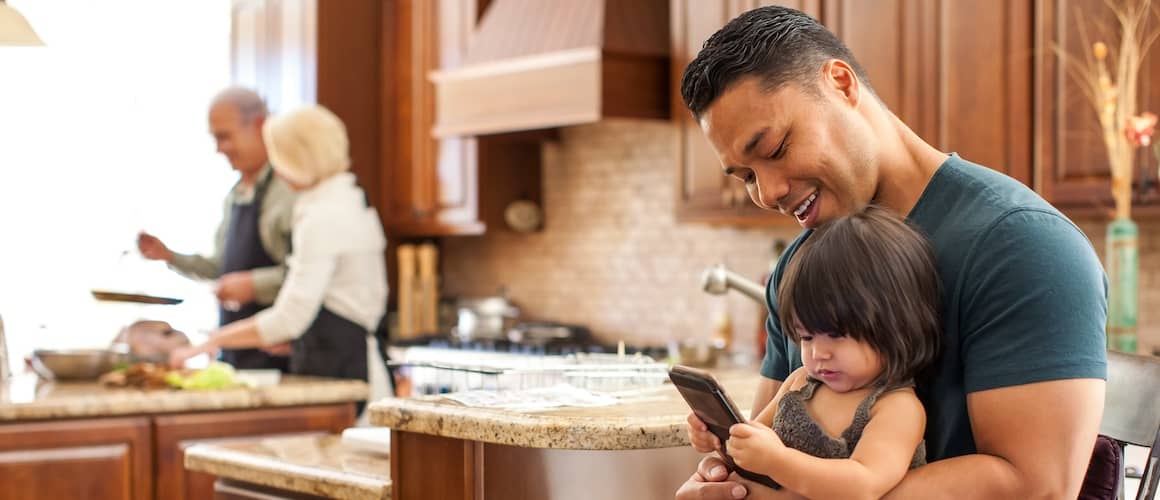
[[431, 0, 670, 137]]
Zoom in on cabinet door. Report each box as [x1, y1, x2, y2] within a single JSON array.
[[825, 0, 1033, 185], [1035, 0, 1160, 217], [153, 404, 355, 500], [382, 0, 485, 236], [0, 417, 152, 500]]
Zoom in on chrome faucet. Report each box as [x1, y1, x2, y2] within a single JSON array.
[[700, 264, 769, 310]]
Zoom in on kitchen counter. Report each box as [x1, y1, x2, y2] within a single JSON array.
[[368, 369, 760, 450], [370, 368, 759, 500], [184, 434, 390, 500], [0, 373, 369, 421]]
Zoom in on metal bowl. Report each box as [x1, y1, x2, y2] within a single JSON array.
[[31, 349, 129, 380]]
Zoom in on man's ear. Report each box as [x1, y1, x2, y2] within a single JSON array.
[[821, 59, 861, 108]]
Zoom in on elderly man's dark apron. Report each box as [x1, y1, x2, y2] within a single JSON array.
[[219, 174, 290, 372]]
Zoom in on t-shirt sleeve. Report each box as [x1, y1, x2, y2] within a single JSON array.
[[760, 232, 811, 381], [959, 209, 1108, 393]]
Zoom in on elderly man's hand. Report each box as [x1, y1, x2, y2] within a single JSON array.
[[137, 232, 174, 262], [216, 271, 256, 306]]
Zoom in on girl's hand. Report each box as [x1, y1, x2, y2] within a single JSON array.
[[727, 422, 784, 473]]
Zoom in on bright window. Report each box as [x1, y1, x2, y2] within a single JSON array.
[[0, 0, 236, 374]]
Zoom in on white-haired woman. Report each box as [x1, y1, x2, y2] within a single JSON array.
[[170, 105, 389, 398]]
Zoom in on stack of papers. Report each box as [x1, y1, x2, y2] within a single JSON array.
[[442, 384, 619, 410]]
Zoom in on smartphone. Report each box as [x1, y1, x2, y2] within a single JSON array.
[[669, 365, 782, 490]]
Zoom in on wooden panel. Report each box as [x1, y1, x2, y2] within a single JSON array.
[[0, 417, 152, 500], [154, 404, 354, 500], [391, 430, 480, 500], [671, 0, 734, 221], [940, 0, 1033, 184], [1035, 0, 1160, 216], [382, 0, 485, 236], [316, 0, 383, 211]]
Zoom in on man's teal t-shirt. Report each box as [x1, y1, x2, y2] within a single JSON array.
[[759, 154, 1108, 461]]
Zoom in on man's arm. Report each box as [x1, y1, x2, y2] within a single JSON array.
[[249, 265, 287, 305], [168, 195, 231, 280], [885, 378, 1104, 499]]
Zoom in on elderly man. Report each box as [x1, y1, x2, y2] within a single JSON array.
[[138, 86, 295, 371]]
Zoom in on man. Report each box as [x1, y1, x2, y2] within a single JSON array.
[[138, 86, 295, 371], [675, 6, 1106, 500]]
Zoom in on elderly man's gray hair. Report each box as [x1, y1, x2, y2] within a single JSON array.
[[210, 86, 268, 124]]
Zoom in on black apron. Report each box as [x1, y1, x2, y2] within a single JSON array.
[[290, 306, 368, 383], [219, 173, 291, 372]]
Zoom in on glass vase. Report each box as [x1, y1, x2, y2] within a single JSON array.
[[1106, 217, 1139, 353]]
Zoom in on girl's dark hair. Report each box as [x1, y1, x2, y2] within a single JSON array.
[[778, 206, 941, 387]]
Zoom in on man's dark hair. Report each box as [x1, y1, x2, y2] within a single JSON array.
[[778, 206, 942, 388], [680, 5, 872, 119]]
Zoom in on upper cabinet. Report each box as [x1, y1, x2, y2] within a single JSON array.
[[381, 0, 485, 236], [827, 0, 1033, 185], [382, 0, 544, 237], [671, 0, 1034, 226], [1035, 0, 1160, 217]]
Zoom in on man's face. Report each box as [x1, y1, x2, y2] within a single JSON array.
[[208, 103, 267, 174], [698, 69, 879, 229]]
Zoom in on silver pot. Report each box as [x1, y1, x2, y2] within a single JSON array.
[[31, 348, 129, 381], [454, 296, 520, 341]]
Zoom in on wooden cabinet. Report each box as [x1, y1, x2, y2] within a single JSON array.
[[154, 405, 354, 500], [1034, 0, 1160, 217], [671, 0, 1034, 225], [381, 0, 485, 236], [0, 404, 354, 500], [826, 0, 1033, 185], [0, 417, 152, 500]]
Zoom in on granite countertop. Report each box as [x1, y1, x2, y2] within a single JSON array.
[[368, 369, 762, 450], [185, 434, 390, 500], [0, 374, 369, 421]]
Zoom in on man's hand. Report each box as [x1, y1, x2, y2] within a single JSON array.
[[137, 232, 174, 262], [261, 342, 292, 356], [688, 412, 722, 453], [727, 422, 784, 474], [216, 271, 256, 306], [675, 455, 748, 500]]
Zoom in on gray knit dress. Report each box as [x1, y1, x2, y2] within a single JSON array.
[[771, 377, 926, 468]]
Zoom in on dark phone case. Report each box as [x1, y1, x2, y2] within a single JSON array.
[[669, 366, 782, 490]]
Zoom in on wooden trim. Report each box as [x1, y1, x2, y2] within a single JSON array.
[[431, 47, 601, 81], [433, 54, 604, 136]]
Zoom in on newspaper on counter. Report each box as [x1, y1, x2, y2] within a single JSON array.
[[441, 383, 620, 410]]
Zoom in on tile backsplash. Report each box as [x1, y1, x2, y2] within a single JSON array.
[[439, 119, 1159, 355]]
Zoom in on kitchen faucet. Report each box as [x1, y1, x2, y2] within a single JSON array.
[[700, 264, 769, 311]]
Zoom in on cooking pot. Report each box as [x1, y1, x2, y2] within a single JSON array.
[[31, 348, 130, 380], [454, 296, 520, 341]]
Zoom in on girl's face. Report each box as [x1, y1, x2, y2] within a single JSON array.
[[796, 327, 884, 393]]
